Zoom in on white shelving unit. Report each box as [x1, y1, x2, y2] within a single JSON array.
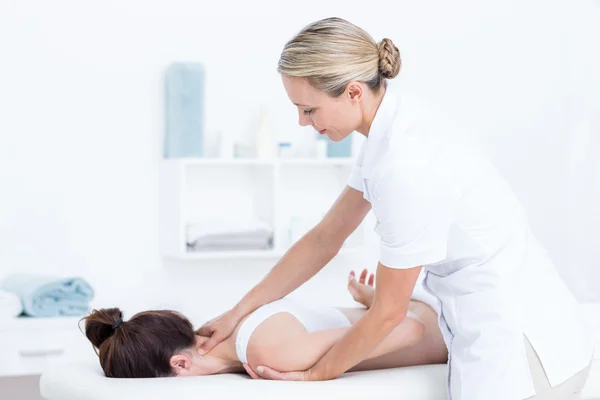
[[159, 157, 365, 260]]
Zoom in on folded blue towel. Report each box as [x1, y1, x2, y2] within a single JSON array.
[[316, 131, 353, 158], [0, 274, 94, 317], [164, 62, 205, 158]]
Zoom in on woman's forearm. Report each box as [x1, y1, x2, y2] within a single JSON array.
[[233, 226, 339, 318], [312, 306, 405, 380], [309, 264, 420, 379]]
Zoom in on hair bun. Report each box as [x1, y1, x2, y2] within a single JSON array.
[[377, 38, 401, 79], [82, 308, 124, 350]]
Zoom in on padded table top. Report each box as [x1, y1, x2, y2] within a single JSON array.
[[40, 359, 600, 400], [40, 303, 600, 399]]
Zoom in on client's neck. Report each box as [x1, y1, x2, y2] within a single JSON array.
[[195, 335, 244, 374], [208, 355, 243, 374]]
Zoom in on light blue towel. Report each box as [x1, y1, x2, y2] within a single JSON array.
[[316, 132, 353, 158], [0, 274, 94, 317], [164, 62, 205, 158]]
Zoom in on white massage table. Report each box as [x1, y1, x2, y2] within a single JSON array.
[[39, 358, 600, 400], [39, 302, 600, 400]]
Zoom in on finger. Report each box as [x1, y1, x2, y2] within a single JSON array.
[[348, 275, 359, 289], [243, 364, 262, 380], [195, 324, 214, 337], [348, 283, 358, 298], [349, 270, 355, 280], [368, 273, 375, 287], [359, 269, 368, 284], [198, 334, 223, 355], [255, 365, 289, 381], [195, 326, 209, 336], [348, 272, 356, 284]]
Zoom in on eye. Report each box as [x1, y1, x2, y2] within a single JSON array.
[[303, 108, 315, 115]]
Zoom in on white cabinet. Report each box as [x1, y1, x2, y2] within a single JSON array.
[[159, 158, 366, 259], [0, 317, 95, 377]]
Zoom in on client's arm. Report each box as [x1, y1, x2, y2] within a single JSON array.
[[248, 316, 424, 373]]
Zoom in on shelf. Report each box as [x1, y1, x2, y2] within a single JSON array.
[[166, 246, 360, 261], [278, 158, 355, 167], [162, 158, 355, 167], [171, 158, 273, 167], [159, 156, 363, 261], [170, 249, 283, 260]]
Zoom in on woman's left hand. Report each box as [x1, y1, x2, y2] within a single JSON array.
[[243, 364, 329, 381]]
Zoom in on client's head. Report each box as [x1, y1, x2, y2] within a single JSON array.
[[83, 308, 218, 378]]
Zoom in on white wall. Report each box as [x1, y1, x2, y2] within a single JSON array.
[[0, 0, 598, 329]]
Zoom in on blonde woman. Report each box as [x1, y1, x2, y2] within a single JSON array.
[[197, 17, 593, 400]]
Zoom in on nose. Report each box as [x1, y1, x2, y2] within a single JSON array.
[[298, 111, 311, 127]]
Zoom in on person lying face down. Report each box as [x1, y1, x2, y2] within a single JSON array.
[[83, 308, 241, 378], [82, 270, 447, 379]]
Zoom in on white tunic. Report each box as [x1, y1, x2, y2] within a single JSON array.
[[348, 83, 594, 400]]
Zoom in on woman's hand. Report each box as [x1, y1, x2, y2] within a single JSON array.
[[243, 364, 332, 381], [195, 308, 244, 354], [347, 268, 375, 308]]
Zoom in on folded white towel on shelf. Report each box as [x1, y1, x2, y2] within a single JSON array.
[[0, 289, 23, 318], [186, 218, 273, 251], [186, 218, 273, 242]]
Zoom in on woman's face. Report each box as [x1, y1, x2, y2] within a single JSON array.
[[281, 74, 361, 142]]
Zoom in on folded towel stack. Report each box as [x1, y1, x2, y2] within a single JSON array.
[[186, 218, 274, 252], [0, 289, 23, 318], [0, 274, 94, 317], [164, 62, 205, 158]]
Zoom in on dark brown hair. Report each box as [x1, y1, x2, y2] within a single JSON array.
[[82, 308, 196, 378]]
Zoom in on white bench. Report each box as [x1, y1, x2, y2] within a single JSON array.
[[39, 358, 600, 400], [29, 302, 600, 399]]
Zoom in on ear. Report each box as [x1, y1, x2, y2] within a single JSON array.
[[346, 81, 363, 103], [170, 354, 191, 374]]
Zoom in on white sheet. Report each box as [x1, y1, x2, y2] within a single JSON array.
[[39, 359, 600, 400], [39, 361, 447, 400]]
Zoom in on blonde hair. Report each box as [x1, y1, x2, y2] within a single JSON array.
[[278, 17, 401, 97]]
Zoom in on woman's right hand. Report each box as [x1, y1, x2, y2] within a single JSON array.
[[195, 308, 244, 354]]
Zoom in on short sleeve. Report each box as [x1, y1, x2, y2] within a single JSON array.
[[347, 142, 366, 192], [373, 167, 458, 269]]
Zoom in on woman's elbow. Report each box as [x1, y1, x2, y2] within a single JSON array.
[[380, 310, 426, 346], [248, 343, 315, 373], [373, 306, 408, 328]]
